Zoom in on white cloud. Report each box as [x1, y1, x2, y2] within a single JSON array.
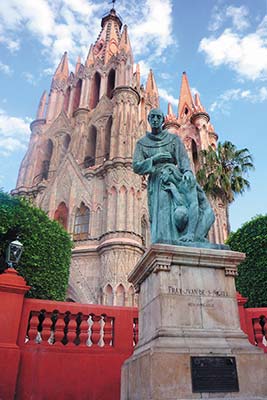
[[135, 60, 151, 81], [128, 0, 174, 57], [191, 87, 200, 97], [0, 0, 175, 71], [209, 5, 250, 32], [0, 61, 12, 76], [210, 86, 267, 113], [226, 6, 250, 31], [22, 72, 36, 85], [158, 87, 178, 107], [0, 108, 31, 156], [199, 15, 267, 81]]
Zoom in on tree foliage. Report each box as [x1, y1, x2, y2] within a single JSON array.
[[0, 191, 72, 300], [227, 215, 267, 307], [197, 141, 254, 204]]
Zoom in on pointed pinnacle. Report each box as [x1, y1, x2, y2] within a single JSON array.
[[54, 51, 69, 81], [36, 90, 47, 119], [75, 55, 81, 74], [86, 45, 94, 67]]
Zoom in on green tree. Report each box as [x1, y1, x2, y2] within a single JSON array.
[[0, 191, 72, 300], [227, 215, 267, 307], [196, 141, 254, 232]]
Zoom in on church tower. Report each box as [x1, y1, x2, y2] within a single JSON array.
[[13, 8, 227, 304], [13, 7, 156, 304], [164, 72, 228, 243]]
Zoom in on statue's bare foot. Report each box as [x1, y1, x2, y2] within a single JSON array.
[[180, 233, 194, 242]]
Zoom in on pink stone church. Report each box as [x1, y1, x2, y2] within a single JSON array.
[[12, 7, 228, 305]]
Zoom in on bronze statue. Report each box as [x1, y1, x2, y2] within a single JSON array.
[[133, 108, 215, 246]]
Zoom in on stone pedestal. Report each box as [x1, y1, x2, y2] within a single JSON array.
[[121, 244, 267, 400]]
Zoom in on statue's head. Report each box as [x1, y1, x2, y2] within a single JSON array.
[[148, 108, 164, 131]]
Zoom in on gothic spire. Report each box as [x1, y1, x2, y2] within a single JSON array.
[[146, 69, 159, 108], [167, 102, 174, 116], [53, 52, 69, 81], [119, 25, 132, 55], [75, 55, 81, 75], [85, 45, 95, 67], [92, 8, 122, 65], [177, 71, 194, 120]]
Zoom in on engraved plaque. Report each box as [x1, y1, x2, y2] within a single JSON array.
[[191, 357, 239, 393]]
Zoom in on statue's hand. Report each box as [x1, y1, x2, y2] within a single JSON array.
[[153, 152, 172, 164], [162, 181, 176, 192]]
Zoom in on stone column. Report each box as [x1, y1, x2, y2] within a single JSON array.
[[121, 244, 267, 400]]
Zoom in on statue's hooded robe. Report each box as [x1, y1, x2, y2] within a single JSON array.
[[133, 130, 192, 244]]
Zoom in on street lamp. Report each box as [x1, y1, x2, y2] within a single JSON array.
[[6, 239, 23, 268]]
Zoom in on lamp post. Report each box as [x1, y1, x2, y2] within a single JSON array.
[[5, 239, 23, 269]]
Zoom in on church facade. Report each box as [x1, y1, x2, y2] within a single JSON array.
[[12, 8, 228, 305]]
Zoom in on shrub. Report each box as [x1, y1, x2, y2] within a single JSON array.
[[227, 215, 267, 307], [0, 191, 72, 300]]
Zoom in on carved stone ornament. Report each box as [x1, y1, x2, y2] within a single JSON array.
[[225, 267, 238, 277], [51, 78, 67, 92]]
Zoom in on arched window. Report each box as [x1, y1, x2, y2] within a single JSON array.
[[104, 284, 113, 306], [115, 284, 125, 306], [84, 125, 97, 167], [105, 117, 112, 161], [141, 215, 148, 248], [107, 69, 115, 99], [54, 202, 68, 230], [73, 79, 82, 112], [73, 203, 90, 240], [64, 87, 71, 113], [89, 72, 101, 109], [41, 139, 53, 180]]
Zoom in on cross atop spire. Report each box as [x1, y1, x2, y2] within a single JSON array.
[[110, 0, 116, 9]]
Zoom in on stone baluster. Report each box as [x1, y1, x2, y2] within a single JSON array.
[[67, 314, 77, 346], [91, 314, 101, 346], [103, 315, 113, 346], [54, 313, 65, 346], [41, 312, 52, 345], [253, 319, 263, 346], [79, 315, 89, 347], [28, 311, 40, 343]]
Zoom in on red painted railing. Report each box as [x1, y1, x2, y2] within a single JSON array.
[[237, 293, 267, 353], [0, 269, 138, 400], [0, 269, 266, 400], [16, 298, 138, 400]]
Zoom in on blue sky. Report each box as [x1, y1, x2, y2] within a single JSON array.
[[0, 0, 266, 232]]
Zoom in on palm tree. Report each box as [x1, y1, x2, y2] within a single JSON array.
[[196, 141, 254, 233]]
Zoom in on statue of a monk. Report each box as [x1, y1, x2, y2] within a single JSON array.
[[133, 108, 215, 245]]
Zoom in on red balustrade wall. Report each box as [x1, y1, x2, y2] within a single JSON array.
[[0, 269, 266, 400], [237, 293, 267, 353], [16, 298, 138, 400]]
